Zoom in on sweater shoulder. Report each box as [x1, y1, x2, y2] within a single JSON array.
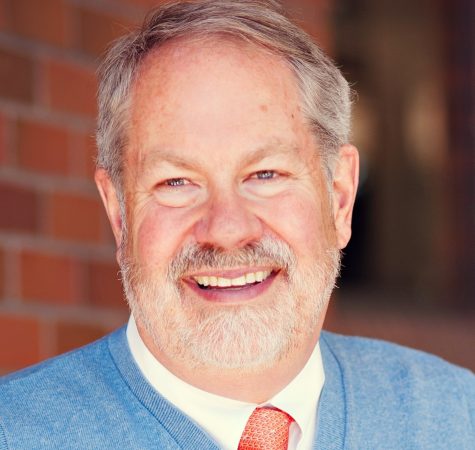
[[320, 330, 475, 444], [320, 330, 474, 382], [0, 332, 112, 393], [0, 328, 168, 449], [0, 331, 122, 435], [0, 327, 220, 449]]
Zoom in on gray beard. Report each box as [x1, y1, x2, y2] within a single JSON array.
[[120, 236, 340, 371]]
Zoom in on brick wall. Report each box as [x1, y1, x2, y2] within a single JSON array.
[[0, 0, 160, 374], [0, 1, 332, 374]]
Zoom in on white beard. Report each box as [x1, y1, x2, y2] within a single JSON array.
[[120, 236, 340, 371]]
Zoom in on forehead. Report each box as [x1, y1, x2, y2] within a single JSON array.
[[134, 35, 297, 96], [126, 36, 314, 170]]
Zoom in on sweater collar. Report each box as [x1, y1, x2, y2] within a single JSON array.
[[314, 332, 347, 450], [108, 326, 221, 450]]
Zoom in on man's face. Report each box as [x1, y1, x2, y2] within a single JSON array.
[[114, 39, 348, 371]]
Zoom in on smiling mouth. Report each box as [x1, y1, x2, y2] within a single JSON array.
[[192, 270, 274, 290]]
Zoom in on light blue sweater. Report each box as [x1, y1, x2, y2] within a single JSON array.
[[0, 327, 474, 449]]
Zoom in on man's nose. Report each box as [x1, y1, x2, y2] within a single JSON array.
[[194, 189, 263, 250]]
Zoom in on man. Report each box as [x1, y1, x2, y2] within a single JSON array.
[[0, 1, 473, 449]]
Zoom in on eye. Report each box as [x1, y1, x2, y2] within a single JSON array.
[[163, 178, 190, 187], [153, 177, 201, 208], [155, 178, 193, 191], [252, 170, 278, 181]]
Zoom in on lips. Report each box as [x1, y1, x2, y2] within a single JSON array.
[[183, 268, 278, 303], [192, 270, 272, 289]]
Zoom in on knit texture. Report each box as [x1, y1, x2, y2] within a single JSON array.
[[0, 326, 474, 449]]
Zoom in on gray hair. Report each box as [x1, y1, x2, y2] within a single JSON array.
[[96, 0, 352, 187]]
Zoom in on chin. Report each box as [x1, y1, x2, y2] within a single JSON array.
[[121, 239, 340, 372]]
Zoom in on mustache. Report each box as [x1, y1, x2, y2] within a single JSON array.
[[167, 236, 298, 281]]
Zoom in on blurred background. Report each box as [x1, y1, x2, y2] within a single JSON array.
[[0, 0, 473, 375]]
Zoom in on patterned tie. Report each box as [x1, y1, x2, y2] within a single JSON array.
[[238, 407, 294, 450]]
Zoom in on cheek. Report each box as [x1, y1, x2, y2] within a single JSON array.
[[131, 205, 193, 267], [259, 193, 336, 256]]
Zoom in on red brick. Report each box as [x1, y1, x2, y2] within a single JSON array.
[[120, 0, 166, 8], [0, 47, 34, 103], [0, 314, 41, 371], [16, 119, 69, 175], [0, 113, 6, 164], [87, 260, 127, 310], [47, 192, 103, 243], [0, 181, 39, 232], [0, 247, 4, 298], [70, 131, 96, 180], [55, 320, 108, 354], [0, 1, 6, 32], [7, 0, 70, 47], [20, 250, 77, 304], [77, 8, 135, 57], [45, 60, 97, 117]]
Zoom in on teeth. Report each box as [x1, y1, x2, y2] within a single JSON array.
[[196, 276, 209, 286], [245, 273, 256, 283], [217, 277, 231, 287], [231, 276, 246, 286], [193, 270, 271, 288]]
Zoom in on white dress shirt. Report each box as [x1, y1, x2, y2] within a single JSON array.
[[126, 316, 324, 449]]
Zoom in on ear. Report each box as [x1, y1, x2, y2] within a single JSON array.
[[331, 144, 359, 249], [95, 168, 124, 249]]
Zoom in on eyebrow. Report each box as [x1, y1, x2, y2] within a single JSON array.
[[138, 139, 299, 173]]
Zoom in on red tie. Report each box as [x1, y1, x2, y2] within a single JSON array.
[[238, 407, 294, 450]]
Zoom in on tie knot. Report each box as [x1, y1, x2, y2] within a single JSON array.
[[238, 407, 294, 450]]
